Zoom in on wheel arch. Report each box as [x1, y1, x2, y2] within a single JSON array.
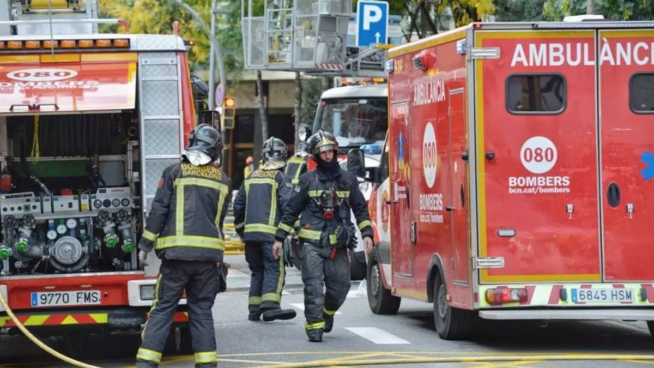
[[427, 253, 446, 303]]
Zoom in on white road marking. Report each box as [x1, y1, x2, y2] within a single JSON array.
[[344, 327, 411, 344], [289, 303, 342, 315], [282, 290, 290, 295]]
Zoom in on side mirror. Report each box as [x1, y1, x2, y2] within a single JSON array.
[[346, 149, 366, 178], [202, 110, 220, 128], [301, 123, 313, 142], [366, 166, 381, 184]]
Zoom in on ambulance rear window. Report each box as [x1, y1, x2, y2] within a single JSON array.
[[629, 73, 654, 113], [506, 74, 566, 114]]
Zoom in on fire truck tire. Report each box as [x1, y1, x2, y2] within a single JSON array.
[[367, 250, 401, 315], [179, 325, 193, 354], [164, 330, 178, 354], [433, 273, 473, 340]]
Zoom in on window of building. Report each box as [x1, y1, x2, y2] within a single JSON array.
[[234, 115, 255, 143], [506, 74, 566, 114], [629, 73, 654, 113]]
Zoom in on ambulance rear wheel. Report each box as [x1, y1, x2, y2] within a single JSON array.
[[433, 273, 473, 340], [367, 250, 401, 315]]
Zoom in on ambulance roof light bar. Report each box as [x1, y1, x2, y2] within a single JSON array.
[[563, 14, 605, 22]]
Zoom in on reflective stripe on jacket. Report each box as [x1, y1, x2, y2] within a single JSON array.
[[284, 156, 306, 184], [274, 167, 373, 246], [141, 162, 231, 262], [233, 168, 294, 243]]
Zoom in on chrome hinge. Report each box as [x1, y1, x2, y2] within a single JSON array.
[[469, 47, 500, 60], [472, 256, 505, 270]]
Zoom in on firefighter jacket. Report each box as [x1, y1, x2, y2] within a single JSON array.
[[233, 168, 294, 243], [284, 156, 306, 184], [140, 162, 231, 262], [274, 168, 373, 247]]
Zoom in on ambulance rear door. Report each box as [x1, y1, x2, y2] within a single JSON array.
[[473, 29, 601, 285], [598, 29, 654, 283]]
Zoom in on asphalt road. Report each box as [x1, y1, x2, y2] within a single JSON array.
[[2, 256, 654, 368]]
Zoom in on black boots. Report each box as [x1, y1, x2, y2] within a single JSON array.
[[324, 313, 334, 333], [261, 308, 297, 322], [307, 329, 323, 342]]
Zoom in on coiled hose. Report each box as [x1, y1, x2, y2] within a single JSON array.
[[0, 291, 101, 368]]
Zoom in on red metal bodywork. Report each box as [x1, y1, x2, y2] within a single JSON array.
[[0, 50, 195, 325], [387, 32, 471, 307], [381, 25, 654, 312], [2, 273, 146, 310]]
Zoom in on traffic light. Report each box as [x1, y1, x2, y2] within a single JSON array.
[[221, 97, 236, 130]]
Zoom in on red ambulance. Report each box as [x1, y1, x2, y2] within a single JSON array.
[[346, 15, 654, 340]]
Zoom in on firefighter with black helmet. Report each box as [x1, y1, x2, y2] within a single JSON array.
[[233, 136, 297, 322], [272, 130, 373, 343], [135, 123, 231, 368]]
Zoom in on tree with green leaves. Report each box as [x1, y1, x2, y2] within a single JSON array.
[[542, 0, 654, 20], [494, 0, 654, 21]]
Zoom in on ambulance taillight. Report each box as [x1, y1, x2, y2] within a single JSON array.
[[485, 288, 528, 305]]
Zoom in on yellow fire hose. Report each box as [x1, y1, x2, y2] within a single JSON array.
[[251, 354, 654, 368], [0, 290, 101, 368]]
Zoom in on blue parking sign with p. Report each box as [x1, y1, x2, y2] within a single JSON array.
[[355, 0, 389, 47]]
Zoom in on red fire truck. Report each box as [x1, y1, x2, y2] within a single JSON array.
[[0, 0, 201, 353], [346, 15, 654, 340]]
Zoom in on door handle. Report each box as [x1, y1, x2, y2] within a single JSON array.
[[446, 206, 455, 212]]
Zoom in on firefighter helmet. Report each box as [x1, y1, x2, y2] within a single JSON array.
[[307, 130, 338, 160], [185, 124, 224, 161], [262, 136, 289, 162]]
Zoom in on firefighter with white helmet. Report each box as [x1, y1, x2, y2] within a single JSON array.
[[136, 123, 231, 368]]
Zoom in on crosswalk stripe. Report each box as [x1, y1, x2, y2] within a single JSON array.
[[289, 303, 342, 315], [344, 327, 411, 344]]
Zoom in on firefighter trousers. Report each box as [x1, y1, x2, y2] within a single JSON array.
[[245, 241, 286, 313], [136, 258, 221, 368], [301, 242, 351, 332]]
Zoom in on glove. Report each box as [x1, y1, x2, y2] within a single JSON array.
[[138, 250, 149, 267], [137, 239, 153, 267], [335, 223, 357, 250], [283, 238, 294, 268]]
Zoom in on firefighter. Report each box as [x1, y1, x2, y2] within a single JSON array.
[[285, 153, 307, 185], [233, 136, 297, 322], [135, 123, 230, 368], [244, 156, 255, 179], [272, 130, 373, 343]]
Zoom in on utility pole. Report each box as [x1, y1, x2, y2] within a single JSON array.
[[167, 0, 228, 102], [208, 0, 217, 111], [586, 0, 594, 14], [167, 0, 229, 167]]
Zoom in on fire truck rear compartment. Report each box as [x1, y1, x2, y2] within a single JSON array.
[[0, 110, 142, 277]]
